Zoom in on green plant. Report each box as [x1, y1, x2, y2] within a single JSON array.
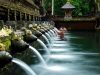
[[44, 0, 96, 16]]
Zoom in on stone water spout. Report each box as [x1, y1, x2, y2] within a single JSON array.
[[24, 34, 37, 43], [21, 27, 38, 43], [0, 51, 12, 68], [34, 31, 43, 38], [10, 39, 29, 54], [8, 31, 29, 54]]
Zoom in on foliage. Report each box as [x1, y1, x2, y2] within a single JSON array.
[[54, 0, 66, 16], [2, 38, 11, 50], [44, 0, 66, 16], [71, 0, 96, 16], [0, 37, 11, 51], [44, 0, 96, 16]]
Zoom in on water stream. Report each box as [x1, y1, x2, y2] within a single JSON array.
[[53, 28, 58, 36], [37, 39, 50, 55], [45, 33, 52, 43], [50, 30, 56, 37], [45, 33, 51, 38], [42, 34, 50, 45], [12, 58, 36, 75], [47, 31, 52, 37], [29, 46, 47, 66]]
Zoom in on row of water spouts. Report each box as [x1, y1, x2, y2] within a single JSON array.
[[0, 21, 60, 75]]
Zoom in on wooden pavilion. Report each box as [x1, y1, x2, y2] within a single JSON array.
[[0, 0, 41, 22]]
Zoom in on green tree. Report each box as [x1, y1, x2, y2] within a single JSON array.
[[44, 0, 96, 16], [44, 0, 66, 16], [71, 0, 96, 16], [54, 0, 66, 16]]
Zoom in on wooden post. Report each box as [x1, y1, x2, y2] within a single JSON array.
[[42, 0, 44, 6], [8, 9, 10, 21], [31, 15, 32, 21], [35, 16, 37, 21], [13, 10, 17, 30], [40, 16, 41, 21], [25, 13, 27, 21], [31, 15, 33, 21], [29, 15, 31, 21], [14, 10, 17, 21], [20, 12, 22, 21], [27, 14, 29, 21], [33, 15, 34, 21], [52, 0, 54, 15]]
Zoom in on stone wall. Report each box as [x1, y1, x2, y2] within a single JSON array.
[[0, 39, 46, 75]]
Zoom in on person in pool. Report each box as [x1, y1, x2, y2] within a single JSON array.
[[58, 27, 67, 39]]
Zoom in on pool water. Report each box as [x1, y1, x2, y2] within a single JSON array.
[[31, 31, 100, 75]]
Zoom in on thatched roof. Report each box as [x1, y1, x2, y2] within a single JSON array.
[[61, 2, 75, 9]]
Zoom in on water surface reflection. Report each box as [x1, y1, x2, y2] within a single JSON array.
[[31, 31, 100, 75]]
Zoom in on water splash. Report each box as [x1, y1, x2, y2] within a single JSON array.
[[48, 31, 53, 37], [12, 58, 36, 75], [50, 30, 56, 37], [45, 33, 52, 43], [37, 39, 50, 55], [42, 34, 50, 45], [46, 65, 66, 71], [29, 46, 47, 65], [53, 28, 58, 36]]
